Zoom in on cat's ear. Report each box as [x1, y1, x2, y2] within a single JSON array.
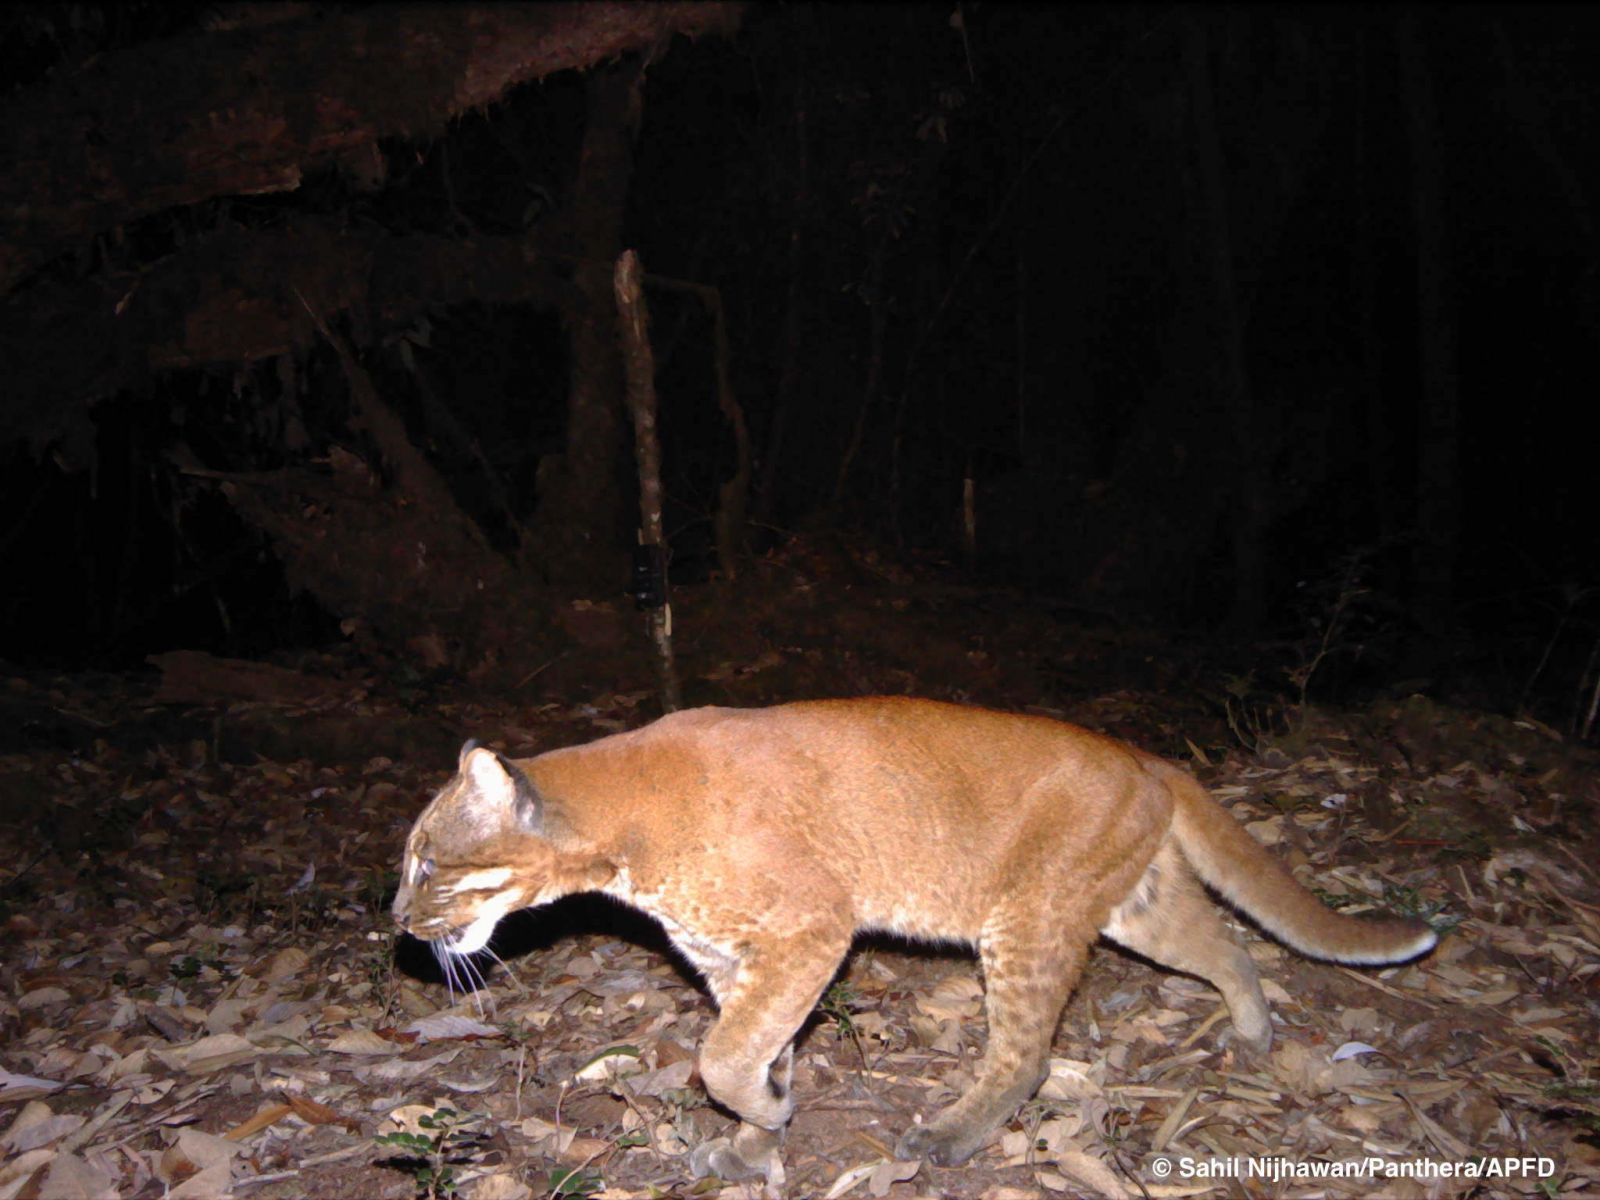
[[461, 744, 514, 804], [459, 744, 544, 833], [501, 754, 545, 834], [458, 739, 481, 773]]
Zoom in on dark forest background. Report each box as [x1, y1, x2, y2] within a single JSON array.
[[1, 2, 1596, 731]]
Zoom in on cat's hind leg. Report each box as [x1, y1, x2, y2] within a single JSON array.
[[1100, 840, 1273, 1052], [896, 900, 1093, 1166]]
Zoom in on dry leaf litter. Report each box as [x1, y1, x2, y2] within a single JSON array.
[[2, 658, 1597, 1200]]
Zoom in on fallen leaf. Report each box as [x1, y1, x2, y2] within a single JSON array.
[[520, 1116, 579, 1156], [380, 1104, 443, 1136], [157, 1033, 260, 1074], [402, 1013, 502, 1042], [283, 1092, 346, 1127], [25, 1151, 118, 1200], [154, 1127, 241, 1197], [18, 986, 71, 1011], [326, 1029, 399, 1055], [353, 1047, 463, 1082], [558, 1135, 612, 1164], [223, 1103, 293, 1141], [262, 947, 310, 982], [867, 1157, 920, 1196], [631, 1059, 695, 1097], [1329, 1040, 1379, 1061], [470, 1173, 534, 1200], [915, 973, 983, 1022], [1052, 1149, 1131, 1198], [1, 1102, 84, 1153], [0, 1148, 54, 1195], [575, 1043, 642, 1082], [823, 1159, 883, 1199]]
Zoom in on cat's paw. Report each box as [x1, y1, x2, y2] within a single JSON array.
[[894, 1123, 972, 1167], [1222, 1019, 1273, 1057], [689, 1135, 783, 1186]]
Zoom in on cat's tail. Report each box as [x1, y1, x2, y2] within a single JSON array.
[[1161, 763, 1437, 965]]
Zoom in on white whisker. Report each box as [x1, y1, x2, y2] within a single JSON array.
[[433, 940, 462, 1004], [480, 945, 526, 996]]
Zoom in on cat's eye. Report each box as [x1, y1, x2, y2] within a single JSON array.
[[417, 857, 435, 883]]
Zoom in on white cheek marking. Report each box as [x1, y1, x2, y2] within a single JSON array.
[[444, 895, 516, 956], [445, 868, 513, 894]]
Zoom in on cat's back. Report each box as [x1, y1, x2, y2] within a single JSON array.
[[525, 696, 1157, 837]]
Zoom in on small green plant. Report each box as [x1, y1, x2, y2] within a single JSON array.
[[1309, 886, 1347, 909], [547, 1166, 604, 1197], [169, 947, 228, 981], [1287, 581, 1364, 713], [821, 981, 858, 1036], [194, 868, 259, 923], [1378, 885, 1458, 934], [821, 980, 868, 1069], [367, 933, 400, 1022], [364, 867, 401, 914], [1534, 1036, 1600, 1140], [1285, 541, 1405, 710], [286, 884, 344, 935], [375, 1106, 486, 1199], [1219, 672, 1291, 754]]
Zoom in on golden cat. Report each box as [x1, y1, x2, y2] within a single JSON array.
[[392, 697, 1434, 1183]]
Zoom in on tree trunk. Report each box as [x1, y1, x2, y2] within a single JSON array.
[[615, 251, 682, 712], [529, 60, 645, 585], [1397, 12, 1461, 628]]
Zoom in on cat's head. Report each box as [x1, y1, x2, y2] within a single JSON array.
[[392, 742, 614, 956]]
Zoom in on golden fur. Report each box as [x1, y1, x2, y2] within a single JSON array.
[[393, 697, 1434, 1183]]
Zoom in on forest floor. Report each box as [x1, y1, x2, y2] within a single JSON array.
[[3, 553, 1599, 1199]]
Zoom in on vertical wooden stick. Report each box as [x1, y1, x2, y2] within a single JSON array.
[[614, 250, 682, 713]]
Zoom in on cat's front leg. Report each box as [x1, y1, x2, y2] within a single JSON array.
[[689, 1045, 793, 1184], [687, 931, 848, 1186], [688, 1117, 786, 1188]]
